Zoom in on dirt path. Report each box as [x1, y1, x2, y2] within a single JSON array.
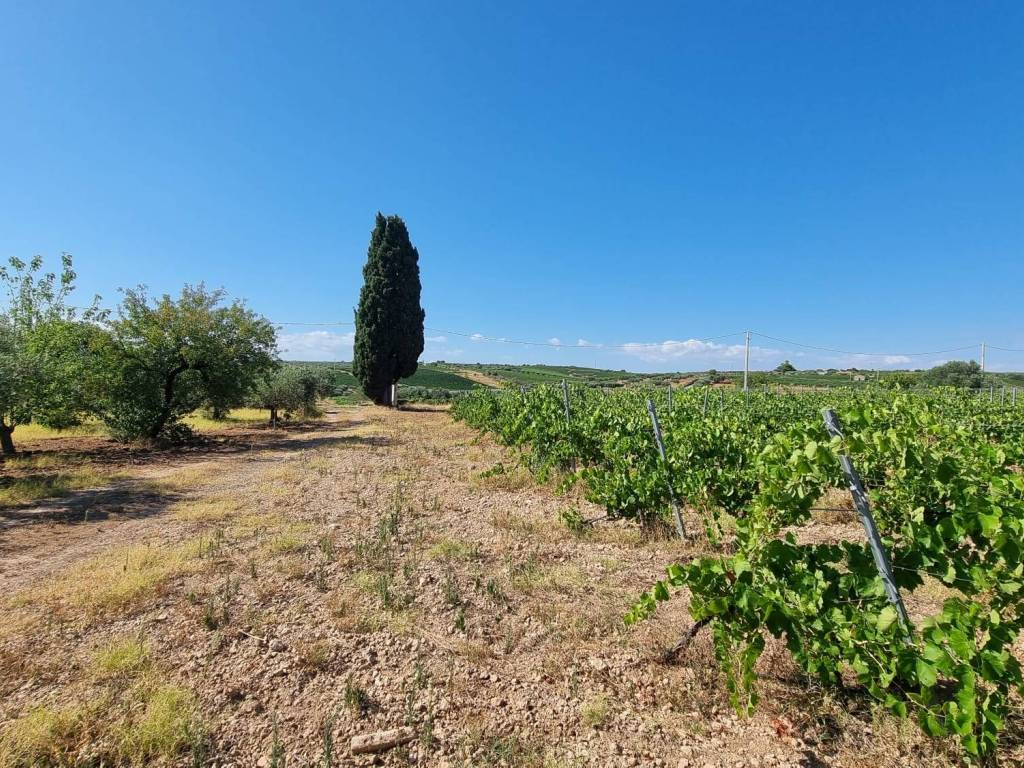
[[0, 406, 960, 767], [0, 407, 367, 595]]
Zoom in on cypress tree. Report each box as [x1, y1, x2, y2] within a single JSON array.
[[353, 213, 425, 404]]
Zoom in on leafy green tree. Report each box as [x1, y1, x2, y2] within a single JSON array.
[[0, 254, 102, 454], [920, 360, 984, 389], [250, 366, 333, 426], [774, 360, 796, 373], [353, 213, 425, 404], [292, 365, 334, 417], [96, 285, 277, 441], [250, 367, 302, 427]]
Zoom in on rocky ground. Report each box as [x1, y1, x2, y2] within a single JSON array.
[[0, 405, 986, 766]]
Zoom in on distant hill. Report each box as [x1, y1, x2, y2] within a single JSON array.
[[287, 360, 1024, 400], [285, 361, 481, 402]]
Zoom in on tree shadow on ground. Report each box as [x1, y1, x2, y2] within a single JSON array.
[[0, 429, 391, 532], [0, 482, 185, 530], [5, 417, 375, 467]]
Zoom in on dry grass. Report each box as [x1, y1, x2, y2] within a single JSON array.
[[427, 536, 482, 561], [170, 495, 246, 523], [226, 510, 286, 538], [0, 684, 202, 767], [12, 420, 105, 441], [491, 511, 550, 540], [458, 727, 554, 768], [16, 542, 199, 617], [0, 464, 128, 506], [580, 693, 612, 728], [295, 639, 332, 671], [11, 407, 270, 444], [91, 638, 150, 680], [256, 463, 304, 496], [509, 559, 588, 595], [306, 453, 335, 477], [140, 463, 224, 494], [266, 533, 306, 555], [2, 455, 65, 471], [341, 420, 388, 440], [183, 407, 270, 432], [327, 587, 380, 633], [0, 705, 87, 767], [0, 640, 204, 767], [256, 517, 312, 556]]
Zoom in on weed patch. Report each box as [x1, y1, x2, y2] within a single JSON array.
[[0, 652, 203, 766], [17, 542, 199, 617]]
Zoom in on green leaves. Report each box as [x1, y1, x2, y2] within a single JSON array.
[[877, 605, 898, 632], [916, 658, 938, 687], [0, 253, 103, 453], [97, 285, 278, 442], [455, 384, 1024, 762]]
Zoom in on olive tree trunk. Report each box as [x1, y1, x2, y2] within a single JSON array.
[[0, 422, 16, 456]]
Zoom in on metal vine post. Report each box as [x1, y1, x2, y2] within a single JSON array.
[[822, 408, 912, 640], [647, 398, 686, 539]]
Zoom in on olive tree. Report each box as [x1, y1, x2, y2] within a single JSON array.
[[920, 360, 984, 389], [96, 285, 277, 441], [251, 369, 299, 428], [250, 366, 333, 427], [0, 254, 102, 454]]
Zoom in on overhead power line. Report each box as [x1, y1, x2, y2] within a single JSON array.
[[419, 327, 747, 350], [749, 331, 980, 358], [271, 321, 748, 350], [67, 307, 1020, 359], [272, 320, 355, 327], [270, 321, 1020, 359]]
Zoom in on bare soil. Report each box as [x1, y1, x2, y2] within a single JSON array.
[[0, 405, 987, 767]]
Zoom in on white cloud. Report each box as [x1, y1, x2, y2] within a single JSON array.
[[577, 338, 603, 348], [618, 338, 776, 364], [426, 335, 448, 344], [883, 355, 912, 366], [278, 331, 354, 361], [548, 337, 563, 347], [470, 333, 485, 342]]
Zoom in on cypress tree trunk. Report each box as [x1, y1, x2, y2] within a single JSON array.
[[353, 214, 426, 405]]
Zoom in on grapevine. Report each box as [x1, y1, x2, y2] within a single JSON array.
[[453, 385, 1024, 761]]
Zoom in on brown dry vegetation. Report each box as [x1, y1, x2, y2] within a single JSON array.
[[0, 405, 1006, 767], [453, 369, 505, 389]]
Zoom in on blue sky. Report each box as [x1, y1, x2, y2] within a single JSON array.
[[2, 2, 1022, 371]]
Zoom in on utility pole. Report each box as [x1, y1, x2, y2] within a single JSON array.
[[981, 342, 986, 373], [742, 331, 751, 392]]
